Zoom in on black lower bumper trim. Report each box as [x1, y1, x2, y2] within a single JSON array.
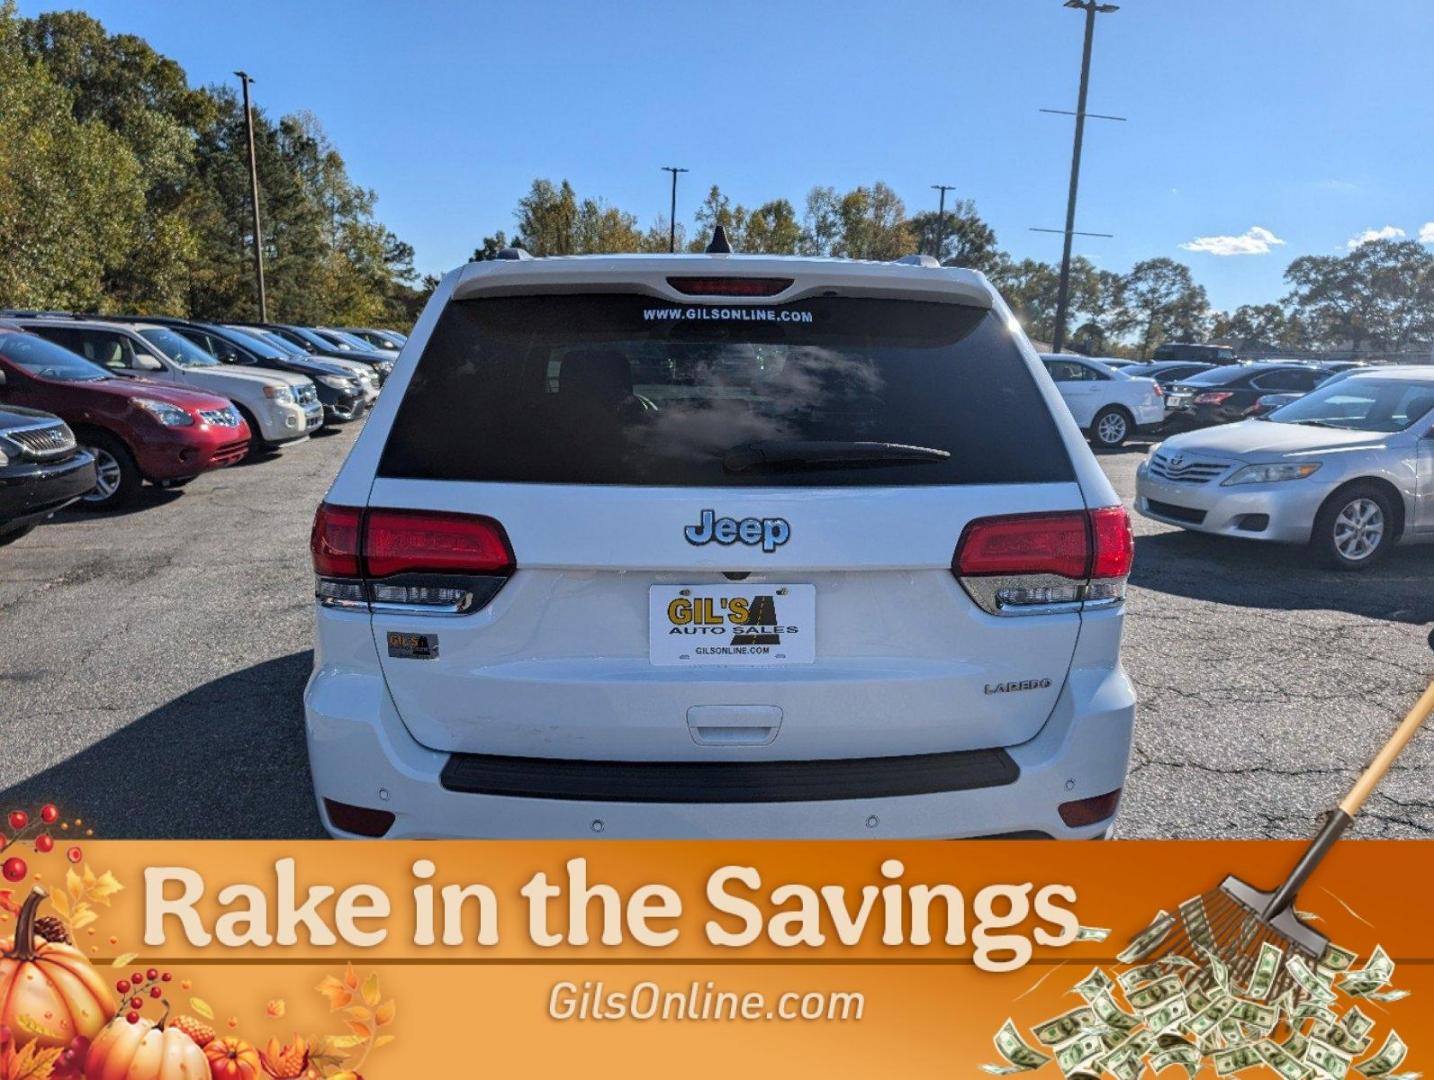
[[439, 748, 1020, 804]]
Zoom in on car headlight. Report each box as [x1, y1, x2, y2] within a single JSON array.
[[1222, 462, 1322, 486], [317, 375, 357, 390], [134, 397, 195, 427], [264, 385, 294, 404]]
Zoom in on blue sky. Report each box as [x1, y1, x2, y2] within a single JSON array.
[[28, 0, 1434, 311]]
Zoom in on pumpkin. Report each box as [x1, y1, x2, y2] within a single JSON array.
[[85, 1014, 208, 1080], [204, 1036, 261, 1080], [0, 887, 115, 1050]]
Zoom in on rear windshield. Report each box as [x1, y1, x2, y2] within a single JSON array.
[[378, 294, 1075, 487], [1180, 366, 1257, 386]]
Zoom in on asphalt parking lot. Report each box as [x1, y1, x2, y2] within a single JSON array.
[[1, 428, 1430, 839]]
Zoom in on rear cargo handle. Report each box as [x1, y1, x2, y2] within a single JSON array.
[[687, 705, 783, 747]]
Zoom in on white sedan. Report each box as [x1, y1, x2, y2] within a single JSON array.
[[1040, 353, 1167, 449]]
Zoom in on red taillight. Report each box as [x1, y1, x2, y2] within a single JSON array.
[[1089, 506, 1134, 579], [1152, 382, 1164, 397], [953, 507, 1133, 614], [1193, 391, 1233, 405], [310, 503, 362, 577], [364, 509, 513, 578], [665, 276, 794, 297], [955, 512, 1091, 580]]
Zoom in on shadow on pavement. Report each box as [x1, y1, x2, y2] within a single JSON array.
[[1130, 529, 1434, 628], [48, 484, 184, 524], [0, 651, 326, 838]]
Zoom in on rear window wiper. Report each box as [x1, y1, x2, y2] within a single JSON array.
[[721, 439, 951, 474]]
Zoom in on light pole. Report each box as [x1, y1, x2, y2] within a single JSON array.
[[660, 166, 689, 253], [234, 70, 268, 321], [931, 184, 956, 262], [1050, 0, 1118, 353]]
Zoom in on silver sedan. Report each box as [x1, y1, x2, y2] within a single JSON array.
[[1136, 366, 1434, 569]]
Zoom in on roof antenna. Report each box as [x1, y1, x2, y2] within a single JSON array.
[[705, 225, 733, 254]]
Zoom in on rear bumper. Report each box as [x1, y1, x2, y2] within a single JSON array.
[[0, 451, 97, 530], [303, 609, 1136, 840]]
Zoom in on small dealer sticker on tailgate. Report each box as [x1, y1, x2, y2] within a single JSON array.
[[387, 631, 439, 660], [649, 584, 815, 666]]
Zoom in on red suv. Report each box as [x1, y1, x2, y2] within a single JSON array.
[[0, 327, 251, 509]]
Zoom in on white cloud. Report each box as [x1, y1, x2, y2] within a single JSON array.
[[1180, 225, 1286, 256], [1419, 222, 1434, 245], [1346, 225, 1405, 249]]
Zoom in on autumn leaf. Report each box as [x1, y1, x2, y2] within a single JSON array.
[[265, 999, 285, 1019], [0, 890, 19, 917], [373, 999, 395, 1027], [373, 1034, 396, 1049], [111, 952, 138, 968], [343, 962, 359, 990], [70, 907, 97, 931], [3, 1041, 64, 1080], [87, 869, 124, 905], [65, 869, 83, 904], [321, 1035, 365, 1053], [47, 891, 69, 920], [342, 1006, 371, 1025], [344, 1020, 371, 1040], [316, 975, 353, 1011], [189, 997, 215, 1021], [360, 972, 381, 1008]]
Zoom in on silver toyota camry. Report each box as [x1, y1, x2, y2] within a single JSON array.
[[1136, 366, 1434, 569]]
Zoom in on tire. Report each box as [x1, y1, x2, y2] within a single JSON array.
[[0, 523, 36, 547], [232, 404, 268, 454], [78, 430, 141, 511], [1090, 406, 1131, 449], [1310, 483, 1394, 570]]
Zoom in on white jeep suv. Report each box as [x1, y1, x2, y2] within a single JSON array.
[[304, 249, 1137, 839]]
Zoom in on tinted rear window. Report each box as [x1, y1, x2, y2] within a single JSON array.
[[378, 294, 1075, 487]]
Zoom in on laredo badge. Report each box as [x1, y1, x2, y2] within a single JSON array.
[[388, 631, 440, 660]]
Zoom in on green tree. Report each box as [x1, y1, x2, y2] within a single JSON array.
[[831, 182, 913, 261], [1119, 258, 1210, 358], [906, 200, 999, 271], [688, 185, 748, 252], [742, 199, 802, 254], [1284, 239, 1434, 352], [0, 3, 144, 310]]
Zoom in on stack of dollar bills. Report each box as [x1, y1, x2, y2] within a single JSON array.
[[983, 901, 1415, 1080]]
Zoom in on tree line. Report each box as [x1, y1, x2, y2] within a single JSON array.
[[0, 3, 423, 326], [477, 178, 1434, 359]]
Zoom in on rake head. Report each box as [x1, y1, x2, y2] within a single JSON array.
[[1147, 876, 1329, 1004]]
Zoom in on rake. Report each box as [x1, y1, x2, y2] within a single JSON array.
[[1132, 679, 1434, 1003]]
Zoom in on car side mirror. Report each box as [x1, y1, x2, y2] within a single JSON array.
[[135, 354, 165, 372]]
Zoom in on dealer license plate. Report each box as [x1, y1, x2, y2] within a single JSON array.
[[649, 584, 815, 666]]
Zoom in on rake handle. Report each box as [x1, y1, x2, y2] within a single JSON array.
[[1265, 678, 1434, 920]]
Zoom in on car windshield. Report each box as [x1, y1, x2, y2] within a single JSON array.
[[379, 293, 1076, 488], [139, 327, 218, 368], [217, 326, 286, 360], [331, 330, 377, 350], [244, 328, 305, 356], [1270, 378, 1434, 433], [287, 327, 330, 350], [0, 332, 110, 381]]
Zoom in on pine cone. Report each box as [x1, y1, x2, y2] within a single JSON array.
[[33, 915, 70, 944]]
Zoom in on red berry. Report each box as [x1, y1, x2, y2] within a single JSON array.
[[131, 972, 143, 986], [146, 968, 158, 981], [126, 1011, 139, 1024], [116, 980, 130, 994], [2, 857, 26, 882], [35, 834, 53, 853], [150, 986, 162, 999], [161, 972, 172, 982], [40, 805, 58, 824], [129, 997, 143, 1010], [66, 846, 82, 863], [7, 811, 27, 831]]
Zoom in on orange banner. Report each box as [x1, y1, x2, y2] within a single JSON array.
[[0, 841, 1427, 1078]]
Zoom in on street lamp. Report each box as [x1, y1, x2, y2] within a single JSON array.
[[1051, 0, 1119, 353], [931, 184, 956, 262], [660, 166, 689, 253], [234, 71, 268, 321]]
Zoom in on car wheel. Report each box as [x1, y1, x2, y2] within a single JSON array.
[[0, 523, 36, 547], [1311, 484, 1394, 570], [232, 404, 268, 454], [1090, 406, 1131, 449], [79, 431, 141, 511]]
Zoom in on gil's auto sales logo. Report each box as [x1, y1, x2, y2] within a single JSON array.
[[666, 593, 792, 645]]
